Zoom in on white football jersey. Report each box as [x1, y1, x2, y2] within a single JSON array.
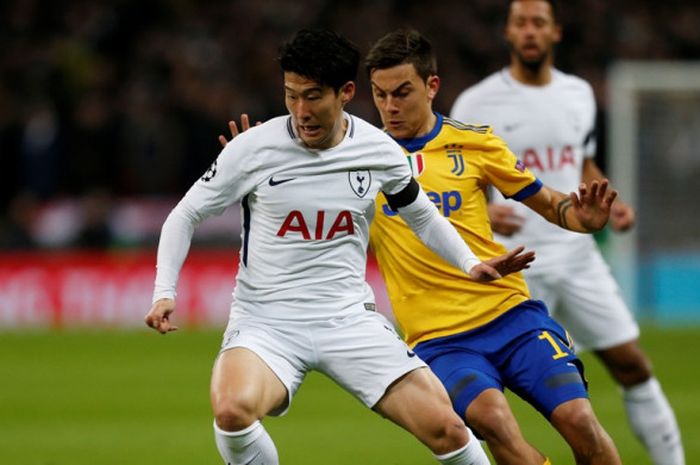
[[451, 68, 597, 273], [153, 113, 414, 320]]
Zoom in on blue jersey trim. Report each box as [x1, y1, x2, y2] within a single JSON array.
[[509, 178, 543, 201], [394, 112, 443, 153]]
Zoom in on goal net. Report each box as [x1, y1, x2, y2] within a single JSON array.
[[607, 61, 700, 323]]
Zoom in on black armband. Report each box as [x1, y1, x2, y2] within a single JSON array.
[[384, 177, 420, 212]]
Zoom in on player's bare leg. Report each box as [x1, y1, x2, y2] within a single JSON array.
[[596, 340, 685, 465], [466, 389, 548, 465], [210, 348, 287, 465], [374, 367, 490, 464], [550, 398, 621, 465]]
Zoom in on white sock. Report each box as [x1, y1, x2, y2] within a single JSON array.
[[623, 377, 685, 465], [213, 419, 279, 465], [434, 427, 490, 465]]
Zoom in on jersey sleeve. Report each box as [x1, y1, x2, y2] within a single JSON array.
[[380, 140, 413, 196], [180, 134, 261, 217], [151, 131, 262, 302], [480, 130, 542, 201]]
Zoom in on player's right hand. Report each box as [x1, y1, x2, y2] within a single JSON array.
[[487, 204, 524, 237], [218, 114, 260, 147], [144, 298, 178, 334]]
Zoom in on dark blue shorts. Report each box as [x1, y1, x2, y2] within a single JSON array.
[[414, 300, 588, 420]]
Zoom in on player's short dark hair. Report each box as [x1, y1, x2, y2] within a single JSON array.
[[278, 29, 359, 93], [364, 29, 437, 82], [507, 0, 559, 23]]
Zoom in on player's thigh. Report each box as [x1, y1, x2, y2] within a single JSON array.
[[556, 253, 639, 351], [314, 311, 425, 409], [214, 316, 310, 416], [211, 347, 288, 418], [504, 325, 588, 419], [414, 344, 503, 423], [373, 366, 461, 435]]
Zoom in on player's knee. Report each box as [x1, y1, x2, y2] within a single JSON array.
[[424, 412, 470, 454], [608, 355, 653, 387], [553, 402, 606, 452], [469, 403, 520, 444], [212, 391, 259, 432]]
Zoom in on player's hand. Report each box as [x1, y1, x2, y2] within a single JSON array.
[[218, 114, 261, 147], [610, 200, 635, 232], [144, 298, 178, 334], [570, 179, 618, 231], [488, 204, 524, 236], [469, 245, 536, 282]]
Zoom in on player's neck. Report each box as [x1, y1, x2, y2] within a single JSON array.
[[416, 111, 437, 139], [509, 61, 553, 86]]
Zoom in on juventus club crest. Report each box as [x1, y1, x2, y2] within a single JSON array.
[[348, 170, 371, 198]]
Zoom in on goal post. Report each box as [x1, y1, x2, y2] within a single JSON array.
[[607, 61, 700, 324]]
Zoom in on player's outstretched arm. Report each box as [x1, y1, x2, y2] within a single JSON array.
[[145, 298, 178, 334], [218, 114, 261, 147], [523, 179, 617, 233]]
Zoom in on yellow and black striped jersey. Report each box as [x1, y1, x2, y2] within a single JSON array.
[[370, 113, 542, 346]]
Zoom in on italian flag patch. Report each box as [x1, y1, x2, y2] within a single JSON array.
[[407, 153, 425, 177]]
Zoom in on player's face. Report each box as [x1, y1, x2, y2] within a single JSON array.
[[370, 63, 439, 140], [284, 72, 355, 150], [505, 0, 561, 69]]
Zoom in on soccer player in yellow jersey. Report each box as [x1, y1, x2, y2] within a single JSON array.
[[365, 29, 621, 465]]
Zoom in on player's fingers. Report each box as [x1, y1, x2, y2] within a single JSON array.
[[229, 120, 239, 138], [569, 191, 581, 210], [604, 189, 618, 209], [241, 114, 250, 131], [596, 179, 609, 200], [218, 135, 228, 147]]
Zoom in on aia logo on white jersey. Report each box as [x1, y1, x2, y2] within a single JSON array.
[[348, 170, 371, 198], [521, 145, 577, 172], [277, 210, 354, 240], [407, 153, 425, 177]]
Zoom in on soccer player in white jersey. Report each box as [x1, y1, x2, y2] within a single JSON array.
[[143, 29, 539, 465], [451, 2, 685, 464]]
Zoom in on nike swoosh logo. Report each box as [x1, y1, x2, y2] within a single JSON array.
[[269, 176, 296, 186]]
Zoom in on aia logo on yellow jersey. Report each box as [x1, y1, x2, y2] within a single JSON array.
[[407, 153, 425, 177]]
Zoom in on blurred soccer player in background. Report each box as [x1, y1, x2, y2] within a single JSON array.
[[364, 28, 621, 465], [144, 28, 542, 465], [451, 1, 684, 464]]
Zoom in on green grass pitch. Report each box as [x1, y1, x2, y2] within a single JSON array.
[[1, 326, 697, 464]]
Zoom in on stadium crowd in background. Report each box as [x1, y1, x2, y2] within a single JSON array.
[[1, 0, 700, 250]]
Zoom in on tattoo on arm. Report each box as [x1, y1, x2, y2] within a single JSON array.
[[556, 198, 573, 229]]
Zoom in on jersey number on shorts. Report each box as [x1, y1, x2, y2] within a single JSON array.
[[538, 330, 570, 360]]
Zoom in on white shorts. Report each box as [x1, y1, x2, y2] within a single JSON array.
[[524, 249, 640, 352], [219, 307, 426, 416]]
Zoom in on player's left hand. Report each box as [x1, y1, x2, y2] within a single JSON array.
[[570, 179, 618, 231], [610, 200, 635, 232], [469, 245, 536, 282], [218, 114, 261, 147]]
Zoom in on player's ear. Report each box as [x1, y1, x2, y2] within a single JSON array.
[[339, 81, 355, 105], [426, 75, 440, 100], [552, 24, 562, 44]]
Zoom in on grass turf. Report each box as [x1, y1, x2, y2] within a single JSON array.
[[0, 326, 697, 464]]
